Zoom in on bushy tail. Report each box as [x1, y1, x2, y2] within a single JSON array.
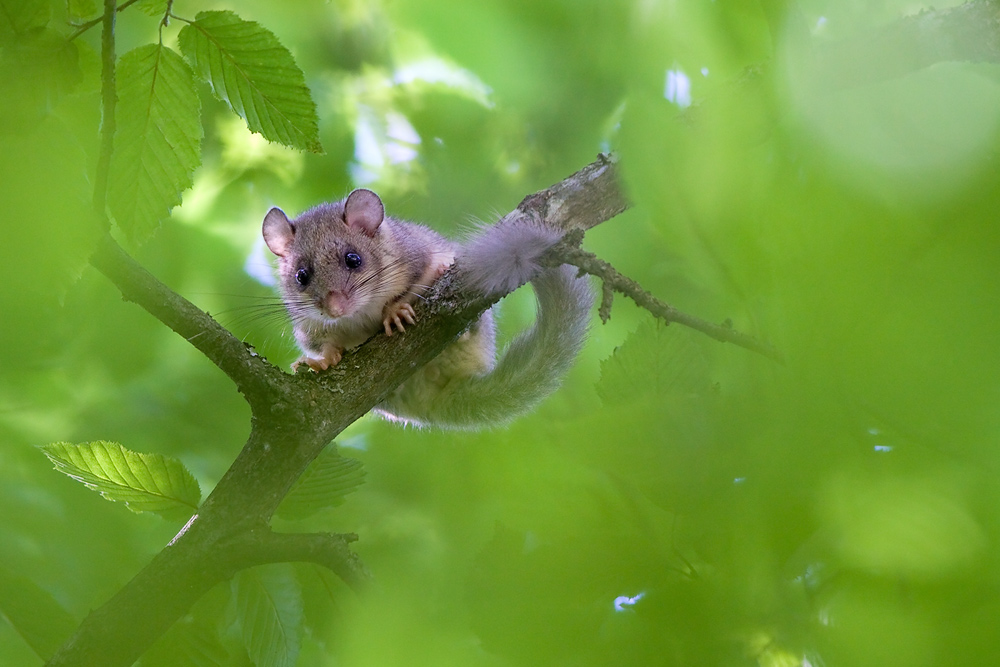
[[377, 220, 592, 429]]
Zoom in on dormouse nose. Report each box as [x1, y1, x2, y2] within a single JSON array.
[[324, 291, 350, 318]]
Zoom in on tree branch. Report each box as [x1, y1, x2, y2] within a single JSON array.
[[231, 529, 370, 592], [510, 153, 629, 232], [83, 0, 279, 408], [89, 235, 285, 409], [546, 235, 783, 362]]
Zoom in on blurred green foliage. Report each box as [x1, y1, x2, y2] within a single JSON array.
[[2, 0, 1000, 665]]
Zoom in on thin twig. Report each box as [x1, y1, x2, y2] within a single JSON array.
[[547, 237, 783, 362], [68, 0, 140, 42], [89, 236, 283, 406]]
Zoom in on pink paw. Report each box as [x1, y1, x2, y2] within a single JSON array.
[[292, 345, 342, 372], [383, 302, 416, 335]]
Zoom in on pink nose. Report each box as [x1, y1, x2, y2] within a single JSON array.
[[324, 292, 350, 318]]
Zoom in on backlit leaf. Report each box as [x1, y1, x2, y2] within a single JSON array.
[[40, 441, 201, 520], [107, 44, 202, 244], [178, 10, 321, 152]]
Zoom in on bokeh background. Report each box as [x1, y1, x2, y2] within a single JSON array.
[[3, 0, 1000, 665]]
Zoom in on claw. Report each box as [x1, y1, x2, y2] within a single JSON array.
[[293, 354, 335, 372], [383, 302, 417, 335]]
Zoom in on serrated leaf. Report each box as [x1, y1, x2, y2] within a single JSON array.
[[178, 10, 321, 152], [40, 441, 201, 520], [108, 44, 202, 244], [0, 567, 76, 660], [0, 0, 50, 35], [598, 322, 713, 405], [234, 564, 302, 667], [276, 449, 365, 521]]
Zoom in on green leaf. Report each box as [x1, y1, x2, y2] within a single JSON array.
[[276, 449, 365, 521], [178, 10, 322, 152], [135, 0, 168, 16], [0, 117, 100, 311], [67, 0, 98, 21], [108, 44, 202, 244], [40, 441, 201, 520], [0, 567, 76, 660], [0, 29, 82, 134], [597, 322, 713, 405], [234, 565, 302, 667], [0, 0, 49, 35]]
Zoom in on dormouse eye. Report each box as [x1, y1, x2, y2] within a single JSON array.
[[344, 252, 362, 269], [295, 267, 311, 287]]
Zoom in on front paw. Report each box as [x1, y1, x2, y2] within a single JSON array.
[[292, 344, 343, 372], [292, 357, 326, 372], [383, 301, 416, 335]]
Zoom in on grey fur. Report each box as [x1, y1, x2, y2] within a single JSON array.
[[377, 221, 592, 429], [266, 193, 592, 429], [458, 218, 563, 296]]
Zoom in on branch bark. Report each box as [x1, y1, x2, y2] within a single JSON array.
[[89, 235, 285, 409]]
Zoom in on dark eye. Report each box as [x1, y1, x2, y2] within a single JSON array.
[[295, 267, 311, 287], [345, 252, 362, 269]]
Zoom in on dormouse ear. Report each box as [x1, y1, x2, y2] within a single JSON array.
[[262, 207, 294, 257], [344, 189, 385, 237]]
